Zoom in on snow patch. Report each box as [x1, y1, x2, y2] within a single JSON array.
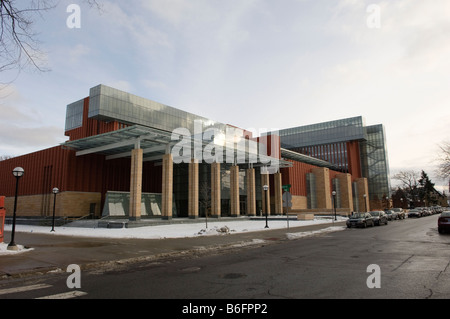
[[0, 242, 34, 255], [3, 217, 346, 240], [286, 226, 346, 240]]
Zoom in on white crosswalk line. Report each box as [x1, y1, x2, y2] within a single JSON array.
[[35, 290, 88, 299], [0, 284, 52, 296]]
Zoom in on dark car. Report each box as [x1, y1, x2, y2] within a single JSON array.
[[438, 211, 450, 234], [346, 212, 375, 228], [369, 211, 388, 226], [408, 209, 422, 218]]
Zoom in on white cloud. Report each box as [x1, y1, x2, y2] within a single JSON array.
[[0, 85, 66, 156]]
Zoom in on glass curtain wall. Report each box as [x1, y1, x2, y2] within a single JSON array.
[[360, 124, 391, 201], [87, 84, 226, 133], [174, 163, 250, 217]]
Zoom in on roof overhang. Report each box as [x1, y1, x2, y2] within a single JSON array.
[[281, 148, 341, 170], [62, 125, 292, 169], [62, 125, 172, 162]]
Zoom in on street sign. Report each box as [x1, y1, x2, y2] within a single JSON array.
[[282, 191, 292, 207]]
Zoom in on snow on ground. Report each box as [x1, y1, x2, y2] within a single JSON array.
[[2, 216, 347, 240], [1, 216, 347, 255], [0, 243, 34, 255]]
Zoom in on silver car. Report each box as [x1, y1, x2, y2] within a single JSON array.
[[385, 210, 398, 221]]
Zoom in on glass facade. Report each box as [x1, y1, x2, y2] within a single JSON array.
[[277, 117, 366, 173], [173, 162, 263, 217], [65, 99, 84, 131], [288, 142, 350, 171], [81, 84, 280, 169], [360, 124, 391, 201], [277, 117, 390, 202], [87, 84, 226, 133], [278, 116, 366, 148], [63, 84, 286, 218]]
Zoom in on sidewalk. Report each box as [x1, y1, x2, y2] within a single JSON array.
[[0, 217, 346, 279]]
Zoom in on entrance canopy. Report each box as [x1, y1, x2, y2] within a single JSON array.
[[62, 124, 292, 168], [63, 125, 172, 162]]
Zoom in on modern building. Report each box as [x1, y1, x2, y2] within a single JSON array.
[[0, 85, 382, 223], [275, 116, 391, 209]]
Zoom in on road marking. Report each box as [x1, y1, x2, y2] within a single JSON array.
[[0, 284, 52, 296], [35, 290, 88, 299]]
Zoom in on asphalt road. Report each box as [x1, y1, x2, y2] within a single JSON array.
[[1, 214, 449, 301]]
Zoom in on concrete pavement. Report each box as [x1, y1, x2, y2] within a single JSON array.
[[0, 219, 346, 279]]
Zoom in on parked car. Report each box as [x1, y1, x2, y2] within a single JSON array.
[[431, 206, 441, 215], [408, 209, 422, 218], [438, 211, 450, 234], [369, 211, 388, 225], [347, 212, 375, 228], [392, 208, 406, 219], [385, 210, 398, 221]]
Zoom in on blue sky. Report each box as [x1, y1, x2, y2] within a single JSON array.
[[1, 0, 449, 191]]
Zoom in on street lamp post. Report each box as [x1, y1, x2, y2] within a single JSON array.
[[51, 187, 59, 232], [386, 196, 389, 210], [400, 197, 403, 209], [363, 194, 367, 212], [332, 190, 337, 221], [8, 167, 24, 251], [263, 184, 269, 228]]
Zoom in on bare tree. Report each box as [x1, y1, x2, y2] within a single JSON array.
[[392, 170, 422, 205], [436, 141, 450, 180], [392, 170, 420, 190], [0, 0, 101, 79], [1, 0, 54, 74]]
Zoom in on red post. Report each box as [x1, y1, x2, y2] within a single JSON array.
[[0, 196, 5, 243]]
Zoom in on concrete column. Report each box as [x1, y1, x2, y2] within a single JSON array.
[[273, 172, 283, 214], [336, 173, 353, 212], [162, 153, 173, 220], [356, 178, 370, 212], [312, 167, 332, 209], [230, 165, 240, 217], [261, 172, 271, 215], [246, 168, 256, 216], [188, 159, 199, 219], [211, 162, 221, 218], [129, 148, 143, 221]]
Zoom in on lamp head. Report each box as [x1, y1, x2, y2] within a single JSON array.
[[12, 167, 24, 178]]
